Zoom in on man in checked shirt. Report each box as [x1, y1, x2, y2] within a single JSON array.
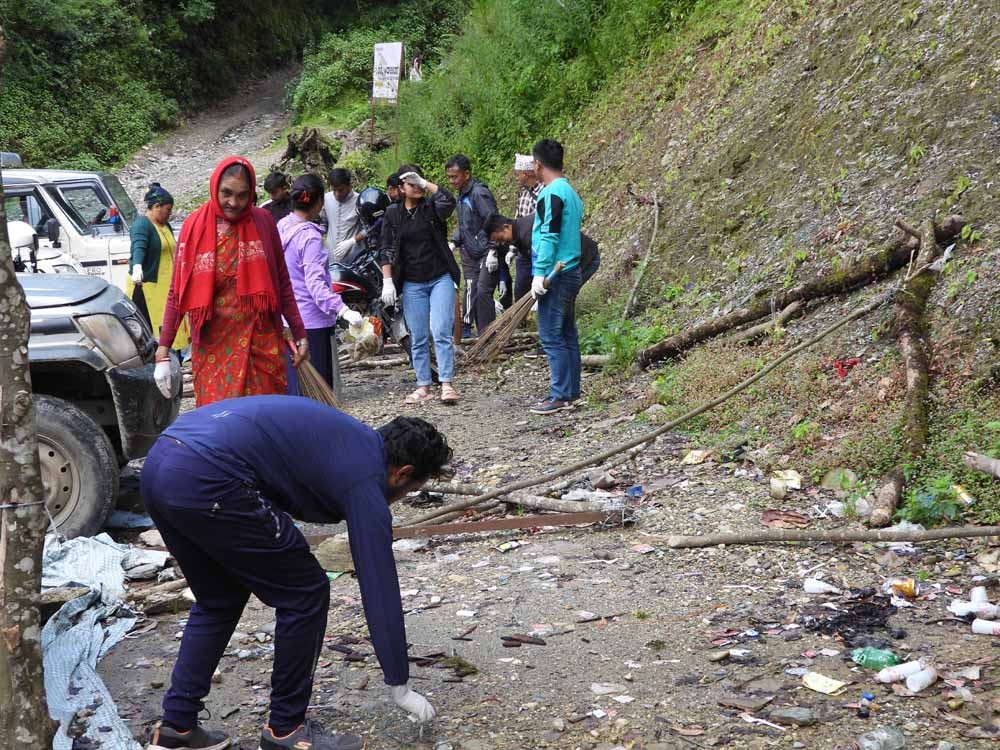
[[508, 153, 544, 301]]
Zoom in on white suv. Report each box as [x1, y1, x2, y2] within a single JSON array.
[[4, 167, 141, 291]]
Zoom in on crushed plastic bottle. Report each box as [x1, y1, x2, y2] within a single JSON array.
[[949, 600, 998, 618], [905, 665, 938, 693], [855, 726, 906, 750], [874, 659, 924, 684], [803, 577, 841, 595], [852, 647, 899, 670]]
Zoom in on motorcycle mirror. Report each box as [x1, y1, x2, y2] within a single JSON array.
[[45, 218, 61, 246]]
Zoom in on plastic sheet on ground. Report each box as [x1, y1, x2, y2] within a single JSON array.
[[42, 534, 141, 750]]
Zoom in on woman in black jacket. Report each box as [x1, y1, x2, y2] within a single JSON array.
[[379, 167, 460, 404]]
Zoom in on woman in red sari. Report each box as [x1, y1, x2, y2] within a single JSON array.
[[156, 156, 308, 406]]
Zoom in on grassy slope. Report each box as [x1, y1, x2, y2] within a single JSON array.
[[566, 0, 1000, 518]]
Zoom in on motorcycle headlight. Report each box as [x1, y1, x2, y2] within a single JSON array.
[[76, 314, 140, 365], [53, 264, 80, 274]]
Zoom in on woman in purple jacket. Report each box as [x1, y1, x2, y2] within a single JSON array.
[[278, 174, 364, 387]]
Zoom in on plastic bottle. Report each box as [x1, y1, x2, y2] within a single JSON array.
[[855, 726, 906, 750], [971, 586, 989, 603], [803, 577, 841, 595], [972, 618, 1000, 635], [874, 659, 924, 683], [905, 665, 938, 693], [851, 647, 899, 670], [857, 691, 875, 719], [949, 600, 999, 618]]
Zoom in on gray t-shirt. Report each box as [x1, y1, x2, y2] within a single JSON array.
[[323, 190, 361, 262]]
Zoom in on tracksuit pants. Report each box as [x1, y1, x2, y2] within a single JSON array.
[[537, 265, 582, 401], [141, 437, 330, 734]]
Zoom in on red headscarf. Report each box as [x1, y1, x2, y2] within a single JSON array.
[[174, 156, 276, 333]]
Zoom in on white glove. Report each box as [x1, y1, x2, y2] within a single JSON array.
[[485, 250, 498, 273], [335, 236, 356, 257], [340, 308, 364, 327], [131, 265, 144, 284], [390, 684, 436, 723], [448, 241, 456, 252], [399, 172, 428, 190], [154, 359, 172, 398], [531, 275, 548, 298], [381, 277, 397, 308], [505, 249, 516, 266], [498, 280, 509, 299]]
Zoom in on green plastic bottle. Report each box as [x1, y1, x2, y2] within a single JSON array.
[[851, 647, 899, 670]]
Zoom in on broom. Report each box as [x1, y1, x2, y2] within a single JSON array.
[[287, 340, 342, 409], [464, 262, 564, 365]]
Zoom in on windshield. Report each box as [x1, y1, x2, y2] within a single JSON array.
[[101, 175, 138, 225]]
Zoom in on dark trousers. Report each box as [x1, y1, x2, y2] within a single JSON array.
[[287, 326, 335, 395], [499, 260, 513, 309], [513, 253, 533, 301], [142, 438, 330, 734], [475, 255, 508, 330], [459, 247, 480, 330], [537, 266, 582, 401]]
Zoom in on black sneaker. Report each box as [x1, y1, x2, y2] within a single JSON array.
[[259, 720, 365, 750], [146, 722, 230, 750]]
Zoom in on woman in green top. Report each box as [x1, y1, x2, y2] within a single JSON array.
[[128, 183, 190, 349]]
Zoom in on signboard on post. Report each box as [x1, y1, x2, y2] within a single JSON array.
[[372, 42, 404, 102]]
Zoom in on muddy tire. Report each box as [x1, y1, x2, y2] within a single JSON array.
[[35, 395, 118, 538]]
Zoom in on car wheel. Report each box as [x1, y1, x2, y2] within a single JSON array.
[[35, 395, 118, 538]]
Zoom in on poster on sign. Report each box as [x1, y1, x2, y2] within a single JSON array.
[[373, 42, 404, 102]]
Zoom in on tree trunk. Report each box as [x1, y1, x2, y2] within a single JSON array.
[[869, 219, 940, 527], [726, 299, 805, 344], [636, 216, 964, 368], [0, 25, 55, 748]]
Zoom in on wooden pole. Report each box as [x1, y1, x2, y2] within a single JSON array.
[[664, 524, 1000, 549], [0, 24, 55, 747], [622, 194, 660, 321]]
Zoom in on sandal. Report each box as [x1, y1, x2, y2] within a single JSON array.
[[404, 387, 434, 405], [440, 383, 460, 404]]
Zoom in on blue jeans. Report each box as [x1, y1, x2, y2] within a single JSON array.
[[403, 273, 456, 385], [537, 265, 582, 401]]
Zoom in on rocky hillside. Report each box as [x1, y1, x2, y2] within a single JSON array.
[[562, 0, 999, 518]]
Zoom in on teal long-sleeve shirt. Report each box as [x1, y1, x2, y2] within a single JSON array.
[[531, 177, 583, 277]]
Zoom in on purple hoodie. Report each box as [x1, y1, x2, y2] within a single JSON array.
[[278, 213, 344, 329]]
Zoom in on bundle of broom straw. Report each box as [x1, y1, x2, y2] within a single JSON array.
[[463, 262, 563, 364], [287, 340, 341, 409]]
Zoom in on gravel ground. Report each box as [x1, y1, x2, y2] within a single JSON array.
[[100, 353, 997, 750]]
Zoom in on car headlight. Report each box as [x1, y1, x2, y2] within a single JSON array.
[[76, 314, 140, 365], [53, 264, 80, 274]]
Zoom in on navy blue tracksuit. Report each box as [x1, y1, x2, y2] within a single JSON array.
[[141, 396, 409, 733]]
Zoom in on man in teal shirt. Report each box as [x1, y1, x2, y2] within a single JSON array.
[[530, 139, 584, 414]]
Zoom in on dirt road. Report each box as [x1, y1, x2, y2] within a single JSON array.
[[116, 68, 297, 209]]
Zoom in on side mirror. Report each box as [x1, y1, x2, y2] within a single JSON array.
[[45, 218, 61, 247]]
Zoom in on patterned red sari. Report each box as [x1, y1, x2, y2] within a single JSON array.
[[191, 221, 287, 406]]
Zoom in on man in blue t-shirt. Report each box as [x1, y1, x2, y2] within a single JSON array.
[[142, 397, 451, 750], [529, 138, 585, 415]]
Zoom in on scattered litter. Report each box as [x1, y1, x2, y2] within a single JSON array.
[[949, 600, 997, 618], [138, 529, 164, 547], [762, 509, 810, 528], [821, 468, 858, 491], [626, 485, 644, 497], [883, 577, 918, 600], [905, 665, 938, 693], [803, 578, 841, 595], [611, 695, 635, 704], [392, 538, 429, 552], [971, 618, 1000, 635], [773, 469, 802, 489], [631, 543, 656, 554], [852, 647, 899, 670], [456, 609, 477, 618], [740, 713, 786, 732], [803, 671, 847, 695], [855, 726, 905, 750], [590, 683, 628, 695], [494, 541, 525, 553], [681, 449, 711, 465], [875, 660, 925, 684]]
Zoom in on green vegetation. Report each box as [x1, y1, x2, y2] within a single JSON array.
[[290, 0, 465, 126], [578, 310, 665, 372], [896, 473, 964, 527], [1, 0, 338, 168]]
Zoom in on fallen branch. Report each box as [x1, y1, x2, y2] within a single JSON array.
[[503, 493, 607, 514], [422, 482, 484, 496], [395, 510, 624, 539], [636, 216, 964, 367], [727, 300, 805, 344], [622, 194, 660, 320], [343, 356, 409, 369], [966, 451, 1000, 480], [665, 524, 1000, 549], [582, 354, 611, 368], [870, 219, 940, 527], [403, 291, 893, 527], [125, 577, 188, 602]]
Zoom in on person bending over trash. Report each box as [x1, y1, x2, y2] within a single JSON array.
[[142, 396, 451, 750]]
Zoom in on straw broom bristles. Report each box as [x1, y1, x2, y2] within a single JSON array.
[[288, 341, 342, 409], [463, 262, 564, 365]]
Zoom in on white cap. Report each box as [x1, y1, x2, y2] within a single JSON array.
[[514, 153, 534, 172]]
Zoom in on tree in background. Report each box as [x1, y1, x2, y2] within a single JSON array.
[[0, 25, 54, 747]]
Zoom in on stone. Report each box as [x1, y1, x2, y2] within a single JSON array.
[[718, 694, 773, 712], [551, 718, 566, 732], [150, 679, 164, 689], [37, 586, 90, 623], [769, 706, 816, 727], [937, 742, 955, 750], [313, 536, 355, 573]]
